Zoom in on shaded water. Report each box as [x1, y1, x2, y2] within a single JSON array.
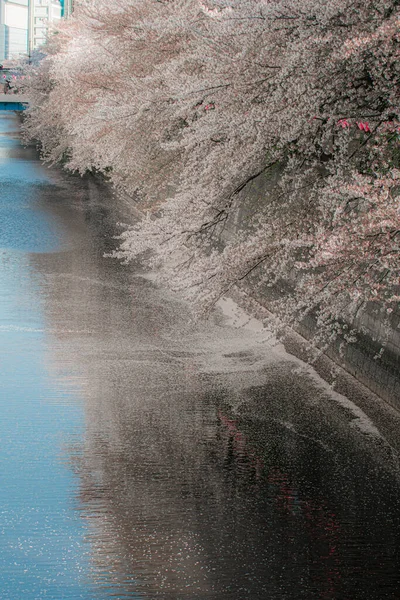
[[1, 113, 400, 599]]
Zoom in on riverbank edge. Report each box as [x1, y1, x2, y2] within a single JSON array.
[[227, 286, 400, 417], [84, 175, 399, 412], [233, 282, 400, 410]]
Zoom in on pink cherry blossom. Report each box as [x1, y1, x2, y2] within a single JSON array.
[[357, 121, 370, 132], [21, 0, 400, 350]]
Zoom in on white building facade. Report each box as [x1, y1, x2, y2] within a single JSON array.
[[0, 0, 64, 62], [0, 0, 29, 61], [28, 0, 62, 55]]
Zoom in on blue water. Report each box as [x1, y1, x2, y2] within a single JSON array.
[[0, 114, 101, 599], [0, 120, 65, 254]]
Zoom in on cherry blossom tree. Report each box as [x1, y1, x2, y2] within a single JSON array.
[[22, 0, 400, 345]]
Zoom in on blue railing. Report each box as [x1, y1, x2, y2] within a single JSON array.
[[0, 101, 27, 111]]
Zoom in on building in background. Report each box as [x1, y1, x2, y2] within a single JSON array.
[[60, 0, 72, 17], [0, 0, 29, 62], [28, 0, 62, 57], [0, 0, 67, 63]]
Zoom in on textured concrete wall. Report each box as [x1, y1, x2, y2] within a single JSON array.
[[225, 167, 400, 408]]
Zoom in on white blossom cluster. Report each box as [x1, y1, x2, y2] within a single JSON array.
[[22, 0, 400, 346]]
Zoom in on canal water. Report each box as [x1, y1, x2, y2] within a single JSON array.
[[1, 112, 400, 599]]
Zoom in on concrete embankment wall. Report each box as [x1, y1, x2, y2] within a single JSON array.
[[245, 283, 400, 408], [221, 167, 400, 409]]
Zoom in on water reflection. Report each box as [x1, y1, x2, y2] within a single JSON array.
[[1, 113, 400, 599], [33, 198, 400, 599]]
